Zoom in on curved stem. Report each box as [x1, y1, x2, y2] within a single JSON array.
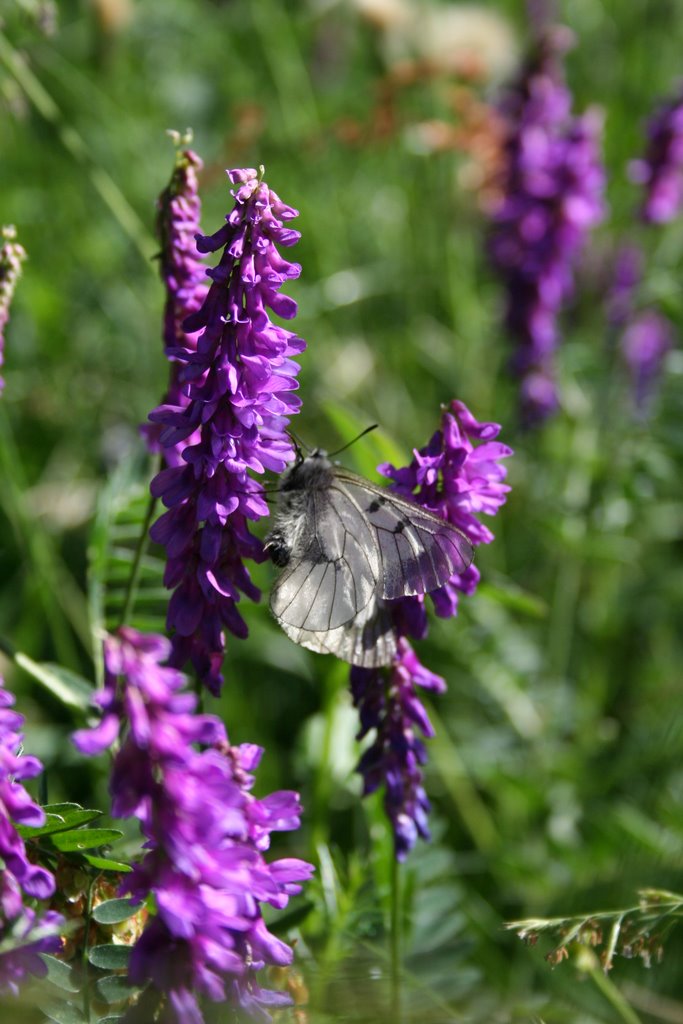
[[118, 467, 161, 629]]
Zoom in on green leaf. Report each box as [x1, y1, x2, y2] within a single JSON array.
[[39, 954, 80, 993], [88, 944, 132, 971], [17, 805, 102, 839], [49, 828, 123, 852], [12, 653, 93, 711], [92, 898, 142, 925], [96, 973, 136, 1004], [40, 1001, 87, 1024], [82, 854, 132, 873]]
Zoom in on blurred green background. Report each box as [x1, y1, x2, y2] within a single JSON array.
[[2, 0, 683, 1020]]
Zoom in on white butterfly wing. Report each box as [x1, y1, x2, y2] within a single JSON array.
[[270, 487, 380, 632], [278, 595, 397, 668], [331, 470, 474, 600]]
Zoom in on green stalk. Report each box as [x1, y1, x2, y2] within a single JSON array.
[[390, 853, 402, 1024], [118, 484, 159, 629]]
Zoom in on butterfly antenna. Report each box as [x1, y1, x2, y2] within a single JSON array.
[[328, 424, 379, 458], [287, 429, 310, 462]]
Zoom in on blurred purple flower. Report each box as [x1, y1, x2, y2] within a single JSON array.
[[143, 144, 209, 465], [0, 907, 64, 997], [73, 628, 313, 1023], [351, 401, 512, 859], [0, 677, 63, 995], [606, 244, 643, 329], [620, 310, 673, 414], [0, 226, 27, 395], [148, 167, 305, 693], [488, 28, 605, 425], [630, 85, 683, 224]]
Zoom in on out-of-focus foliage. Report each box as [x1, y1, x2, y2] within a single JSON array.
[[1, 0, 683, 1020]]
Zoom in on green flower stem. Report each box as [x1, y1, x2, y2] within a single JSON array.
[[118, 482, 159, 629]]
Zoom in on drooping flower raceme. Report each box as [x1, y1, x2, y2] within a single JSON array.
[[350, 401, 512, 859], [630, 85, 683, 224], [488, 28, 605, 425], [148, 168, 305, 694], [0, 677, 63, 995], [73, 628, 313, 1023], [0, 226, 27, 395], [143, 145, 209, 465]]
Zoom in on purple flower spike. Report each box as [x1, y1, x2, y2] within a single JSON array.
[[352, 402, 512, 859], [352, 640, 445, 860], [488, 28, 605, 425], [620, 310, 673, 415], [0, 226, 27, 395], [0, 676, 63, 995], [630, 85, 683, 224], [148, 167, 305, 693], [143, 144, 209, 464], [73, 629, 313, 1023]]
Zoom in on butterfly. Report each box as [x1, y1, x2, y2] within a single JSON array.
[[265, 447, 474, 667]]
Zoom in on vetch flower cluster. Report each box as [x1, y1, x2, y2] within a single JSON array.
[[0, 677, 63, 995], [488, 28, 605, 424], [148, 167, 305, 693], [73, 628, 313, 1023], [143, 143, 209, 465], [0, 225, 27, 395], [351, 401, 512, 858], [630, 85, 683, 224]]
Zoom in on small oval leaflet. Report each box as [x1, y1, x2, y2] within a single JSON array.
[[265, 449, 473, 667]]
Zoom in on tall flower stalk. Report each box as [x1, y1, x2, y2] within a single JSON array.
[[0, 677, 63, 995], [73, 628, 313, 1023], [351, 401, 512, 859], [488, 28, 605, 425], [143, 140, 208, 465], [0, 225, 27, 395], [148, 167, 305, 693]]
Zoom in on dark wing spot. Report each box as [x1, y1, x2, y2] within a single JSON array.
[[392, 520, 406, 534], [367, 497, 386, 513]]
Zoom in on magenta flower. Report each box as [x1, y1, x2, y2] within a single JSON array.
[[0, 226, 27, 395], [143, 144, 209, 465], [488, 28, 605, 424], [351, 402, 512, 858], [0, 677, 63, 995], [73, 628, 313, 1023], [148, 168, 305, 693], [630, 85, 683, 224]]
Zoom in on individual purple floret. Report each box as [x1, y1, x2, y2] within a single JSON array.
[[0, 226, 27, 394], [73, 628, 313, 1023], [148, 168, 305, 694], [489, 28, 605, 425], [351, 401, 512, 859], [143, 142, 209, 465], [0, 677, 63, 995], [630, 85, 683, 224], [620, 310, 673, 415]]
